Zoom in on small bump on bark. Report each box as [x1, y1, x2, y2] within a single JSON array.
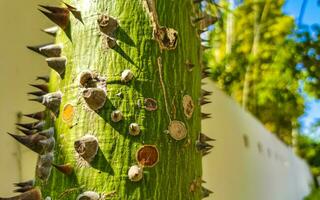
[[128, 165, 143, 182], [111, 110, 123, 122], [128, 123, 140, 136], [76, 191, 100, 200], [121, 69, 134, 83]]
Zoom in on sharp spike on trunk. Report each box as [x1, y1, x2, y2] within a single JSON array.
[[38, 8, 70, 30], [39, 5, 68, 13], [29, 96, 44, 104], [36, 75, 50, 83], [42, 91, 62, 113], [199, 133, 215, 142], [23, 111, 46, 120], [28, 91, 47, 97], [198, 29, 208, 35], [26, 43, 53, 57], [202, 69, 210, 79], [0, 188, 41, 200], [199, 14, 218, 30], [202, 150, 211, 157], [45, 57, 67, 78], [29, 92, 62, 114], [201, 186, 213, 198], [201, 89, 212, 97], [42, 26, 59, 37], [17, 128, 37, 136], [14, 180, 35, 188], [200, 98, 211, 106], [7, 133, 48, 155], [201, 112, 211, 119], [38, 44, 62, 57], [13, 186, 34, 193], [16, 121, 46, 131], [29, 84, 49, 93], [196, 141, 213, 151], [52, 163, 73, 175], [192, 16, 206, 24], [201, 44, 211, 51], [38, 127, 55, 138], [63, 2, 84, 24], [27, 43, 62, 58], [16, 122, 41, 130]]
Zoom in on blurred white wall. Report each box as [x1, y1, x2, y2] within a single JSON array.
[[202, 78, 313, 200], [0, 0, 57, 196], [0, 0, 313, 199]]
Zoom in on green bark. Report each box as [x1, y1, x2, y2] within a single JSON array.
[[39, 0, 202, 199]]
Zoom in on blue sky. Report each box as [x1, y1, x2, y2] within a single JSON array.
[[283, 0, 320, 138]]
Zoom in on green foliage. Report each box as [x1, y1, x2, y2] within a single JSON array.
[[304, 187, 320, 200], [206, 0, 309, 145], [294, 25, 320, 99], [297, 134, 320, 176]]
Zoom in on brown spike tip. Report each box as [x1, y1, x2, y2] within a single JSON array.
[[0, 188, 41, 200], [52, 163, 73, 175]]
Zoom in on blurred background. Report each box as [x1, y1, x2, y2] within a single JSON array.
[[0, 0, 320, 199]]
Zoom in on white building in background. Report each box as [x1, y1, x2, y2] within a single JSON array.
[[202, 79, 313, 200]]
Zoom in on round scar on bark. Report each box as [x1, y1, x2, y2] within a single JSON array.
[[82, 88, 106, 110], [121, 69, 134, 83], [168, 120, 187, 140], [128, 165, 143, 182], [74, 135, 99, 163], [62, 104, 75, 123], [111, 110, 123, 122], [183, 95, 194, 119], [136, 145, 159, 167], [144, 98, 157, 111], [129, 123, 140, 136]]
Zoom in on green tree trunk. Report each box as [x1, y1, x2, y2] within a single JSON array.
[[1, 0, 212, 200]]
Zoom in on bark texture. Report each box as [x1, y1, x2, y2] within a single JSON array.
[[39, 0, 203, 199]]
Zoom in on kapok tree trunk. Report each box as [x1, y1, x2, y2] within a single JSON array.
[[1, 0, 216, 199]]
